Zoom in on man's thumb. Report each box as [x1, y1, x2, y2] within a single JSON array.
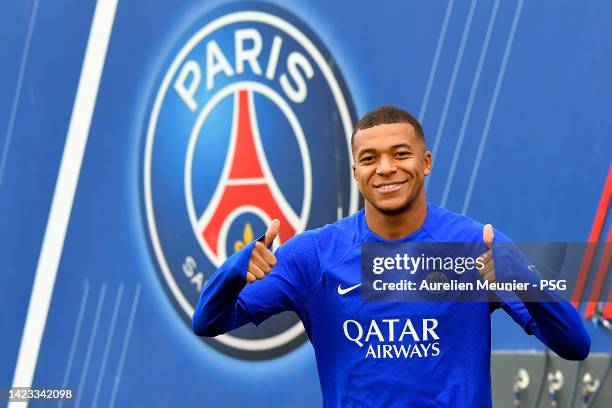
[[264, 219, 280, 247], [483, 224, 494, 249]]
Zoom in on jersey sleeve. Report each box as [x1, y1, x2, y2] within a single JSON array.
[[191, 239, 254, 336], [492, 229, 591, 360], [192, 230, 320, 336], [238, 230, 320, 325]]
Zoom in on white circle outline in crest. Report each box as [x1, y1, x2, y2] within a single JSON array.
[[144, 11, 358, 352]]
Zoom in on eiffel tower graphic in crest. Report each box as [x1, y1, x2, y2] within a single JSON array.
[[197, 89, 304, 264]]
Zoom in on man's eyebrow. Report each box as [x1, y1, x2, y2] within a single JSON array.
[[356, 147, 377, 156], [357, 143, 414, 156]]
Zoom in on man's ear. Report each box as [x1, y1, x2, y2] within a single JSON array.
[[352, 163, 357, 181], [424, 151, 432, 176]]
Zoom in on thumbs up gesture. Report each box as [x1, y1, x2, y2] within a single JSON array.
[[478, 224, 496, 283], [246, 219, 280, 284]]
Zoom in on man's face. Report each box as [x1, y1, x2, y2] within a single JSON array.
[[352, 123, 431, 214]]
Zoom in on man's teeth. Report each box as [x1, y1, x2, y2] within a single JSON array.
[[380, 183, 401, 189]]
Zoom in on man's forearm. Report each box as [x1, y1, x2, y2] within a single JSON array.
[[523, 295, 591, 360], [496, 246, 591, 360], [192, 241, 255, 336]]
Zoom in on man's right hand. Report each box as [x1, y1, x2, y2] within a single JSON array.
[[246, 219, 280, 283]]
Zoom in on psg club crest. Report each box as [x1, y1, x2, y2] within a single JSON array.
[[142, 3, 358, 360]]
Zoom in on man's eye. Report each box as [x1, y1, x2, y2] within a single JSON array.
[[396, 151, 411, 157], [360, 156, 375, 163]]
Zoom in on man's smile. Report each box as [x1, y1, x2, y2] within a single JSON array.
[[374, 180, 407, 193]]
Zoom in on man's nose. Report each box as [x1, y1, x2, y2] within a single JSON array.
[[376, 155, 397, 175]]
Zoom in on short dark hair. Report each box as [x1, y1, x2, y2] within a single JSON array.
[[351, 105, 425, 151]]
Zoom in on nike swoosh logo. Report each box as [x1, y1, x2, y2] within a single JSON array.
[[337, 283, 362, 295]]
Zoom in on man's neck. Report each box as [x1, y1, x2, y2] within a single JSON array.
[[365, 198, 428, 240]]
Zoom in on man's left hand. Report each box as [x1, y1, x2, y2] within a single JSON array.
[[478, 224, 496, 283]]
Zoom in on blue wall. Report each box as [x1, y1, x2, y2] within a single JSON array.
[[1, 0, 610, 406]]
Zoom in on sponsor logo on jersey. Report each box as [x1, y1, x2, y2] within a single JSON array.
[[142, 3, 357, 360], [343, 318, 441, 359]]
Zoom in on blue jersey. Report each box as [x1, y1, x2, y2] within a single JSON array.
[[193, 203, 590, 407]]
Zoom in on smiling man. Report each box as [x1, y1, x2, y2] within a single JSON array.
[[350, 111, 430, 241], [192, 106, 590, 407]]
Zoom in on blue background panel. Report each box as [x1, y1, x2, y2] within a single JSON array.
[[1, 0, 610, 406]]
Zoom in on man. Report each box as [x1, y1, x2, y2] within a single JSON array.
[[193, 106, 590, 407]]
